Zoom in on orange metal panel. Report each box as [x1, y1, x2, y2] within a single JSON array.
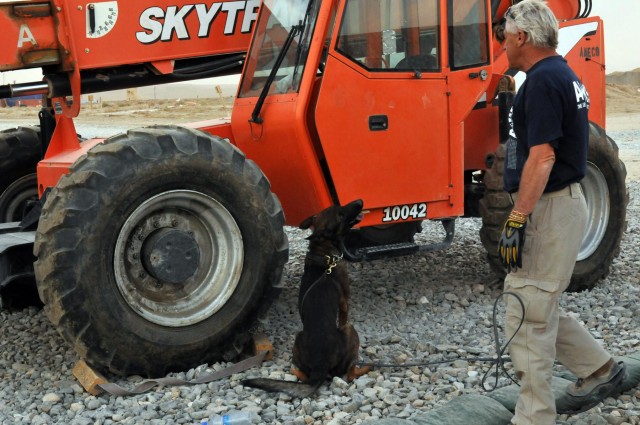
[[187, 118, 235, 141], [149, 60, 175, 74], [315, 54, 453, 212], [227, 0, 339, 226], [231, 96, 334, 227], [37, 114, 83, 194], [55, 0, 256, 70], [562, 17, 605, 129], [38, 116, 236, 196], [541, 0, 580, 21], [0, 1, 59, 71], [492, 0, 580, 24], [37, 137, 103, 196], [311, 0, 491, 224], [464, 103, 498, 170], [42, 113, 81, 160]]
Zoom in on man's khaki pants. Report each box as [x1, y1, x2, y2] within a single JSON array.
[[505, 182, 611, 425]]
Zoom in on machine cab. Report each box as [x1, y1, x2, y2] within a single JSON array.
[[231, 0, 493, 227]]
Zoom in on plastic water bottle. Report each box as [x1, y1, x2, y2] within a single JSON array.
[[201, 411, 252, 425]]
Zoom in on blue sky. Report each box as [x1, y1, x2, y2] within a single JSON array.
[[1, 1, 638, 85]]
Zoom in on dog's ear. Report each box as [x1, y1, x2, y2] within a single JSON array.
[[299, 215, 316, 230]]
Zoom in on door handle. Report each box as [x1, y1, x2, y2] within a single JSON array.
[[469, 69, 489, 81], [369, 115, 388, 131]]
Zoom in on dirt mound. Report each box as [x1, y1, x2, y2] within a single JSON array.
[[606, 83, 640, 114], [0, 97, 235, 125], [607, 68, 640, 87]]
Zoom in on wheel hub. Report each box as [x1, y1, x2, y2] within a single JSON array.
[[141, 229, 200, 284], [114, 190, 244, 327], [578, 162, 610, 261]]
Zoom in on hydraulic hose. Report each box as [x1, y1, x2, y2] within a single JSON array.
[[576, 0, 592, 18]]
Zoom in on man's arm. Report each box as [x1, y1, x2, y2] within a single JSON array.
[[513, 143, 556, 215], [498, 142, 555, 271]]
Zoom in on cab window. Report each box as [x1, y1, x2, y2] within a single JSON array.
[[336, 0, 440, 72], [238, 0, 317, 97], [448, 0, 489, 69]]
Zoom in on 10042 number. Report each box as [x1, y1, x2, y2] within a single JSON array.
[[381, 203, 427, 222]]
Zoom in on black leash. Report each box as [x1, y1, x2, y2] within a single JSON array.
[[356, 291, 526, 392], [93, 350, 269, 396], [299, 252, 343, 312]]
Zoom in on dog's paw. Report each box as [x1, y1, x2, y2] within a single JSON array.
[[290, 367, 308, 382], [347, 365, 371, 381]]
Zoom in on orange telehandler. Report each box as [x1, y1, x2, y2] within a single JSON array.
[[0, 0, 626, 377]]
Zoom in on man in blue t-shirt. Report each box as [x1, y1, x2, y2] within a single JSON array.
[[498, 1, 625, 424], [503, 54, 589, 194]]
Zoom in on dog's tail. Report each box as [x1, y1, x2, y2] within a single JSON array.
[[242, 378, 323, 398]]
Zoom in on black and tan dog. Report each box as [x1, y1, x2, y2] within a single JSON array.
[[242, 199, 370, 398]]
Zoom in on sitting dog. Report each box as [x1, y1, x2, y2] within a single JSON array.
[[242, 199, 370, 398]]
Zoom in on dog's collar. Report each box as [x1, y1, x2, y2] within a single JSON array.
[[305, 252, 343, 275]]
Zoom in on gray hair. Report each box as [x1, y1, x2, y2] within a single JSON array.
[[505, 0, 559, 49]]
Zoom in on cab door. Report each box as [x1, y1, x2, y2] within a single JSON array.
[[314, 0, 492, 225]]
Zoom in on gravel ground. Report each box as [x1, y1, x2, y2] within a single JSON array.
[[1, 130, 639, 425]]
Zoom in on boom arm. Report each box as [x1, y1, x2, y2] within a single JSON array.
[[1, 0, 256, 72], [0, 0, 256, 116], [491, 0, 588, 26]]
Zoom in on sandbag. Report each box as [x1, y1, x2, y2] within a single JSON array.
[[365, 352, 640, 425], [489, 353, 640, 414], [365, 394, 513, 425], [487, 376, 574, 412]]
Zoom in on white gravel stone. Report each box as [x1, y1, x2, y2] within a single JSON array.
[[42, 393, 61, 403]]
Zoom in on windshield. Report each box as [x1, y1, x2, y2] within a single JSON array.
[[239, 0, 318, 97]]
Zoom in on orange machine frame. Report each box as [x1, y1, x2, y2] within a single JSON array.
[[226, 0, 606, 227], [229, 0, 493, 226]]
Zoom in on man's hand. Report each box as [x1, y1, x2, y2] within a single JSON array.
[[498, 210, 528, 273]]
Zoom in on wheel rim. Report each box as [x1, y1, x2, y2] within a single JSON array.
[[0, 173, 38, 222], [578, 162, 609, 261], [114, 190, 244, 327]]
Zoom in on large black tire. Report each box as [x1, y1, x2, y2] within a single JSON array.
[[34, 126, 288, 377], [569, 123, 628, 291], [479, 122, 627, 292], [478, 143, 511, 278], [0, 126, 41, 222]]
